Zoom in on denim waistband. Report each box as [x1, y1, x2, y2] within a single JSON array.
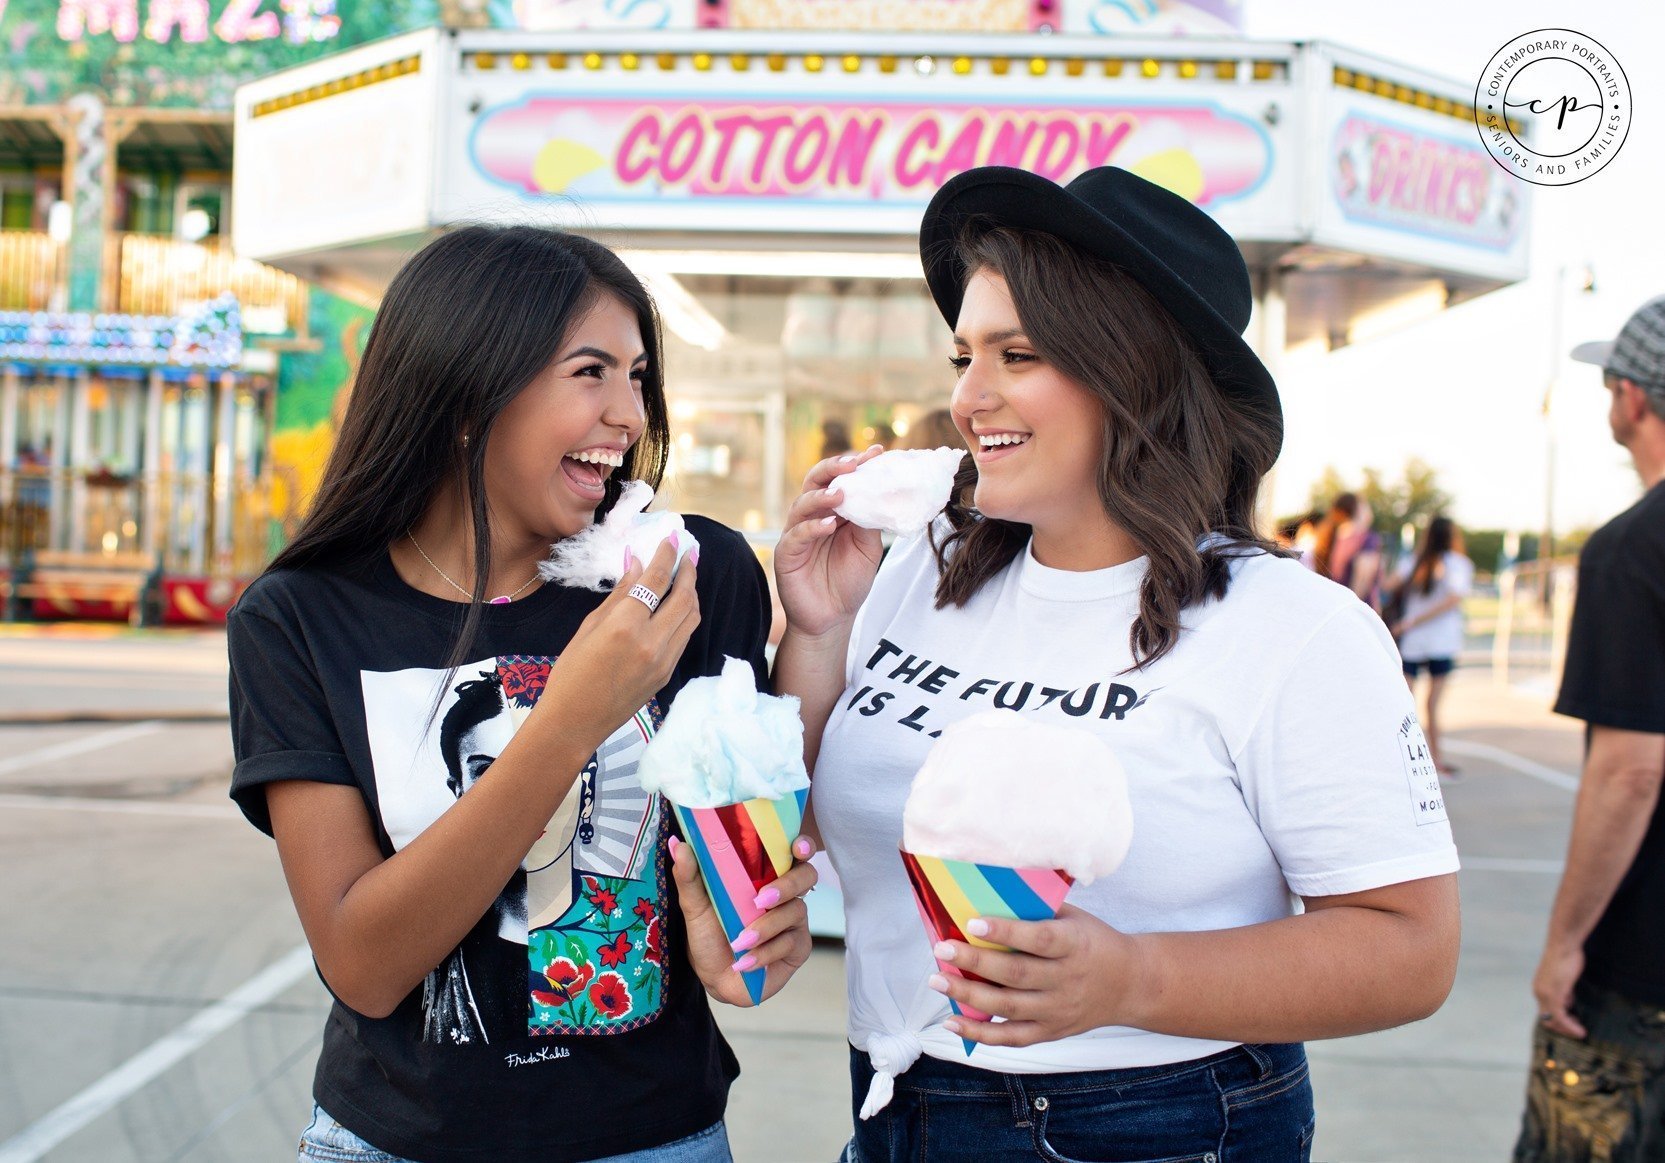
[[851, 1041, 1305, 1098]]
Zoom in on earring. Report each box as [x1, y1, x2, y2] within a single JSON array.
[[462, 433, 470, 447]]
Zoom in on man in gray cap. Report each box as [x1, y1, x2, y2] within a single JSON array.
[[1515, 295, 1665, 1161]]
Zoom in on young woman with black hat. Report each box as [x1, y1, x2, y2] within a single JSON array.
[[773, 167, 1461, 1160]]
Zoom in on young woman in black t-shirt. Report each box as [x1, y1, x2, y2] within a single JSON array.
[[227, 226, 816, 1162]]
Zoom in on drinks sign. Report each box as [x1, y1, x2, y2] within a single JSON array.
[[1331, 112, 1522, 252]]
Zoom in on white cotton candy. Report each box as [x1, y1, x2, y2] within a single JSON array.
[[538, 479, 700, 592], [834, 447, 963, 535], [637, 657, 810, 808], [901, 710, 1133, 884]]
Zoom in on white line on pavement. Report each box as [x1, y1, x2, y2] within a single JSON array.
[[0, 793, 238, 820], [1461, 856, 1565, 874], [1443, 739, 1579, 791], [0, 720, 165, 778], [0, 944, 315, 1163]]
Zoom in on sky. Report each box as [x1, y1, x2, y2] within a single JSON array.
[[1240, 0, 1664, 532]]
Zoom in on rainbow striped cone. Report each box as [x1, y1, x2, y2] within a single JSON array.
[[900, 848, 1073, 1055], [672, 787, 809, 1005]]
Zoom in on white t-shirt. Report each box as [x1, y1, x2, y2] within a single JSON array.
[[1394, 552, 1474, 662], [811, 526, 1459, 1113]]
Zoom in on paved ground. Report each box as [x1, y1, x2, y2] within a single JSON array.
[[0, 626, 1586, 1161]]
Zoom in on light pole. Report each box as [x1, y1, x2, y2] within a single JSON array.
[[1543, 263, 1596, 573]]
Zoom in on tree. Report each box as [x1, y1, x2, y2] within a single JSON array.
[[0, 0, 440, 110], [1307, 458, 1455, 545]]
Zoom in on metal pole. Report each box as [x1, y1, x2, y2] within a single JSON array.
[[1251, 265, 1286, 536], [0, 367, 16, 562], [763, 388, 786, 533], [213, 371, 236, 576], [143, 369, 163, 562], [1542, 268, 1563, 597], [1493, 565, 1515, 688]]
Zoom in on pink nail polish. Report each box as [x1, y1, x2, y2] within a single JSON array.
[[966, 918, 990, 938], [624, 548, 636, 572], [793, 837, 814, 859], [928, 974, 949, 993], [667, 836, 681, 857], [733, 953, 758, 973], [668, 532, 680, 551], [688, 548, 700, 567], [754, 886, 781, 910], [944, 1020, 962, 1036], [731, 929, 759, 953], [934, 941, 956, 962]]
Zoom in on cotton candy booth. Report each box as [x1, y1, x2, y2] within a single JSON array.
[[232, 27, 1530, 551]]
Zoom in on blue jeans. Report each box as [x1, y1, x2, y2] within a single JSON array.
[[844, 1042, 1314, 1162], [297, 1103, 732, 1162]]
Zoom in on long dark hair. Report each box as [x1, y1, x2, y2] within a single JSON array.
[[930, 225, 1284, 670], [1410, 515, 1456, 596], [267, 225, 670, 666]]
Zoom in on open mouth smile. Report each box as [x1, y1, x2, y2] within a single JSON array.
[[560, 447, 625, 499]]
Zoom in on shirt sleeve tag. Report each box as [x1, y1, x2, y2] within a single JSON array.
[[1399, 714, 1447, 826]]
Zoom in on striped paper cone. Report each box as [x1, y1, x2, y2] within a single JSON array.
[[672, 787, 810, 1005], [900, 848, 1073, 1055]]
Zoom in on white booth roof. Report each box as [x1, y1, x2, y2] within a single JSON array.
[[233, 28, 1528, 350]]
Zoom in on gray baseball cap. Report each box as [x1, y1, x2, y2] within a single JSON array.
[[1571, 295, 1665, 389]]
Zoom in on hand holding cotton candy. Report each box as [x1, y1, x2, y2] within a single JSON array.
[[902, 710, 1132, 885], [640, 657, 811, 1007], [834, 447, 963, 536], [539, 480, 699, 592], [637, 657, 810, 808]]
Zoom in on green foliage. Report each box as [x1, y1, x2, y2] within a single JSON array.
[[0, 0, 440, 109], [1306, 457, 1455, 541], [1464, 527, 1593, 571], [275, 286, 373, 432]]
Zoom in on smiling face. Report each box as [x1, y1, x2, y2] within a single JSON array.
[[949, 268, 1108, 534], [484, 292, 648, 543]]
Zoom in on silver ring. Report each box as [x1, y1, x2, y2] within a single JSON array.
[[627, 582, 662, 613]]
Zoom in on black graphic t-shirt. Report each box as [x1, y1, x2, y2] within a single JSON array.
[[1555, 481, 1665, 1005], [227, 516, 769, 1162]]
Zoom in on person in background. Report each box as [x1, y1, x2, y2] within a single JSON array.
[[901, 408, 964, 452], [821, 419, 853, 459], [1306, 494, 1348, 577], [1331, 494, 1384, 611], [1277, 509, 1324, 560], [1385, 516, 1473, 778], [1311, 493, 1382, 611], [1515, 295, 1665, 1162]]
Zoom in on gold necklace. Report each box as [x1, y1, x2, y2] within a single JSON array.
[[407, 532, 543, 605]]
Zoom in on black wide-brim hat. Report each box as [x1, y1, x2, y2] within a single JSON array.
[[919, 165, 1282, 453]]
